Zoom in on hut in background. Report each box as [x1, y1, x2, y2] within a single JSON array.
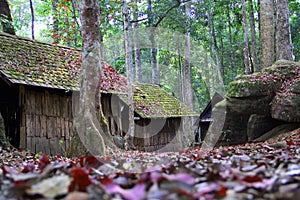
[[195, 93, 224, 142], [0, 32, 197, 154]]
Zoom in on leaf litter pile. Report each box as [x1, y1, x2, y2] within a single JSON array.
[[1, 129, 300, 199]]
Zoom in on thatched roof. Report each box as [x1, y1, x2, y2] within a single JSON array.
[[0, 32, 197, 118]]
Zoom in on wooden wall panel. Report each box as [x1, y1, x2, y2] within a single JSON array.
[[21, 87, 74, 155]]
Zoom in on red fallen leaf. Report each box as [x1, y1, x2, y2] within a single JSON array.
[[216, 185, 227, 197], [69, 167, 92, 192], [79, 155, 102, 169], [286, 140, 297, 146], [242, 176, 263, 183], [101, 176, 113, 185], [37, 154, 51, 171]]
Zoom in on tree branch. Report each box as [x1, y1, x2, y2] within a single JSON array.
[[153, 0, 192, 27]]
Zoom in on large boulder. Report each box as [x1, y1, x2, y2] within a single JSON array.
[[214, 60, 300, 145], [271, 78, 300, 122], [247, 115, 283, 141]]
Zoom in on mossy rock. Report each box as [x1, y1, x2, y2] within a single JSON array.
[[262, 60, 300, 79], [227, 60, 300, 98], [271, 92, 300, 122], [226, 78, 277, 97], [226, 95, 273, 115]]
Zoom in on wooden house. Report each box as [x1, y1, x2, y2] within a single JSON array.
[[195, 93, 224, 142], [0, 32, 197, 154]]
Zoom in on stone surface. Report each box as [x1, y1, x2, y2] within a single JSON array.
[[271, 78, 300, 122], [254, 123, 300, 142], [210, 100, 249, 146], [214, 60, 300, 145], [226, 95, 273, 115], [247, 115, 283, 141]]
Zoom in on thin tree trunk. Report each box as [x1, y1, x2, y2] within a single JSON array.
[[147, 0, 159, 85], [208, 10, 222, 79], [276, 0, 294, 60], [260, 0, 275, 68], [178, 48, 183, 101], [181, 3, 194, 146], [0, 0, 15, 35], [226, 3, 235, 71], [209, 43, 215, 91], [150, 32, 159, 85], [123, 1, 135, 150], [52, 0, 59, 43], [71, 0, 78, 47], [133, 0, 141, 82], [242, 0, 251, 74], [29, 0, 34, 40], [249, 0, 259, 71]]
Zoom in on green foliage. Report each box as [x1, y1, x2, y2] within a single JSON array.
[[289, 0, 300, 60]]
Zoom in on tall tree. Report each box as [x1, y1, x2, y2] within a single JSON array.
[[0, 0, 15, 35], [260, 0, 275, 68], [226, 2, 235, 71], [242, 0, 250, 74], [249, 0, 259, 72], [52, 0, 59, 43], [29, 0, 34, 40], [182, 2, 194, 146], [148, 0, 160, 85], [67, 0, 114, 157], [133, 0, 141, 82], [208, 9, 222, 77], [123, 1, 135, 150], [276, 0, 294, 60]]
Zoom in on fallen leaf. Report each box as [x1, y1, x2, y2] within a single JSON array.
[[26, 174, 71, 198]]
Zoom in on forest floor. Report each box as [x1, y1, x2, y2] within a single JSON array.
[[1, 129, 300, 200]]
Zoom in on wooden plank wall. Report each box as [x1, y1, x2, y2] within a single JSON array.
[[19, 86, 73, 155], [134, 118, 183, 152]]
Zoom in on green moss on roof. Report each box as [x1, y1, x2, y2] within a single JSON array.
[[0, 32, 198, 118], [0, 32, 81, 90], [0, 32, 129, 93], [119, 83, 198, 118]]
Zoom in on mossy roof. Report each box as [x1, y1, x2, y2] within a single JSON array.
[[120, 83, 198, 118], [0, 32, 127, 92], [0, 32, 197, 118]]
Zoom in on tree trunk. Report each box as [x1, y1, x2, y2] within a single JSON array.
[[67, 0, 114, 157], [208, 10, 222, 78], [249, 0, 260, 72], [29, 0, 34, 40], [133, 0, 142, 82], [182, 3, 194, 146], [0, 0, 15, 35], [123, 1, 135, 150], [150, 32, 159, 85], [147, 0, 159, 85], [52, 0, 59, 43], [242, 0, 251, 74], [226, 3, 235, 72], [276, 0, 294, 60], [260, 0, 275, 68], [71, 0, 78, 47]]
